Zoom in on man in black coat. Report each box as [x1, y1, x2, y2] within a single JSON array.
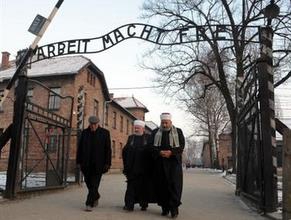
[[122, 120, 153, 211], [148, 113, 185, 218], [76, 116, 111, 211]]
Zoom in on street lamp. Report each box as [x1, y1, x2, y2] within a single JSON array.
[[264, 0, 280, 25]]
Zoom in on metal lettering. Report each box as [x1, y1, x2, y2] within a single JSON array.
[[215, 25, 227, 40], [179, 28, 189, 43], [140, 25, 153, 40], [113, 29, 125, 43], [58, 42, 66, 55], [82, 39, 90, 53], [127, 24, 136, 37], [36, 47, 46, 60], [155, 28, 164, 44], [67, 40, 76, 54], [102, 34, 114, 49], [47, 44, 56, 57]]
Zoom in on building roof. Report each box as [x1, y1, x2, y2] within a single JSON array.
[[0, 55, 89, 81], [145, 121, 158, 130], [110, 100, 153, 131], [114, 96, 149, 112], [0, 55, 110, 100]]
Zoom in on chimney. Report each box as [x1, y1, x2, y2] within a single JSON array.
[[1, 51, 10, 70]]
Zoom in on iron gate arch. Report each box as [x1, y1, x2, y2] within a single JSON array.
[[0, 1, 279, 209]]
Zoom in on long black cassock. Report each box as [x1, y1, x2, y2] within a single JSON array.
[[122, 134, 156, 208], [148, 127, 185, 210]]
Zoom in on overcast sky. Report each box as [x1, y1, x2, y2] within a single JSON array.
[[0, 0, 195, 137]]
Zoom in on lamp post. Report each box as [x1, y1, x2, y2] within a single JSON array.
[[264, 0, 280, 26]]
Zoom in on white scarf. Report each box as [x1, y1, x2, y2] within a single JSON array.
[[153, 126, 180, 148]]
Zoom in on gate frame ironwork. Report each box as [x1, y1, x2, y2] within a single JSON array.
[[236, 27, 278, 213]]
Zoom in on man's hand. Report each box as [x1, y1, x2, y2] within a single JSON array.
[[76, 164, 81, 170], [103, 164, 110, 173], [160, 150, 172, 158]]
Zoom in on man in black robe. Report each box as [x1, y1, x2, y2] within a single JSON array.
[[122, 120, 153, 211], [149, 113, 185, 218], [76, 116, 112, 211]]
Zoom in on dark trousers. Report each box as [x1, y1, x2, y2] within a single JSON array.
[[124, 175, 148, 209], [82, 167, 102, 207]]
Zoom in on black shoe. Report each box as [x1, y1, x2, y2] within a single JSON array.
[[93, 199, 98, 207], [170, 208, 178, 218], [161, 208, 169, 216], [123, 206, 134, 211]]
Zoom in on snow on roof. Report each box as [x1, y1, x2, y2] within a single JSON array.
[[114, 96, 149, 112], [0, 55, 90, 81], [145, 121, 158, 130]]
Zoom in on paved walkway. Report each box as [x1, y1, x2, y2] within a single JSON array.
[[0, 169, 268, 220]]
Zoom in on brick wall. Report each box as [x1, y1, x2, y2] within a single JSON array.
[[217, 133, 233, 170], [127, 108, 146, 121]]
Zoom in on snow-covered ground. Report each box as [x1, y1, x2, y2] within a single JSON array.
[[0, 171, 76, 190]]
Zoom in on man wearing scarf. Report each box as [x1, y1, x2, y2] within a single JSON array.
[[149, 113, 185, 218], [122, 120, 153, 211]]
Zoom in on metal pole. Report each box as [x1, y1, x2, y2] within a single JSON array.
[[257, 26, 277, 212], [5, 56, 28, 198], [283, 129, 291, 220], [0, 0, 65, 107]]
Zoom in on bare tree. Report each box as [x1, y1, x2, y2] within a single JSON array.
[[141, 0, 291, 172], [180, 70, 230, 168], [183, 138, 201, 167]]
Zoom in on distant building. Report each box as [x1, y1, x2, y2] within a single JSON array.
[[217, 133, 233, 171]]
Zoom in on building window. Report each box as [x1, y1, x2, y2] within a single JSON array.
[[126, 119, 129, 134], [0, 90, 3, 112], [87, 70, 96, 87], [105, 105, 109, 126], [112, 140, 116, 158], [93, 99, 99, 117], [48, 87, 61, 110], [113, 111, 117, 129], [27, 88, 33, 102], [92, 75, 96, 87], [45, 127, 59, 153], [87, 70, 90, 83], [119, 142, 123, 159], [120, 116, 123, 132]]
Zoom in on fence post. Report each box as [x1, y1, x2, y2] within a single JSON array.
[[257, 26, 277, 212], [5, 52, 28, 198], [283, 129, 291, 219]]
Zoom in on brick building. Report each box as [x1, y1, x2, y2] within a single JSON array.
[[201, 133, 233, 170], [217, 133, 233, 171], [0, 52, 153, 174]]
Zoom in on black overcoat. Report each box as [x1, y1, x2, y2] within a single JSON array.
[[148, 127, 185, 208], [122, 134, 156, 203], [76, 126, 111, 174]]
